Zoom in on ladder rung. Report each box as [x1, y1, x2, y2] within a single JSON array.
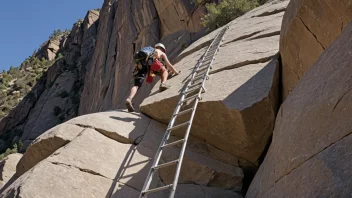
[[197, 66, 210, 73], [203, 55, 215, 61], [167, 121, 190, 131], [188, 81, 202, 88], [184, 85, 203, 95], [174, 108, 194, 117], [153, 160, 179, 170], [194, 70, 208, 78], [206, 50, 217, 55], [142, 184, 173, 195], [192, 74, 207, 82], [162, 139, 185, 148], [199, 62, 212, 68], [180, 94, 199, 104]]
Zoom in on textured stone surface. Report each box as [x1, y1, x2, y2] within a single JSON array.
[[280, 0, 352, 98], [140, 1, 287, 166], [16, 124, 84, 177], [3, 111, 243, 196], [247, 22, 352, 197], [67, 111, 150, 144], [151, 184, 244, 198], [0, 154, 22, 188], [1, 161, 120, 198], [21, 71, 76, 141], [78, 0, 212, 115]]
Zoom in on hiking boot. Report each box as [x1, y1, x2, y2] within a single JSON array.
[[125, 98, 135, 112], [159, 83, 170, 92]]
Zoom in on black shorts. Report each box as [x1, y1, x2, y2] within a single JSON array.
[[134, 72, 146, 88]]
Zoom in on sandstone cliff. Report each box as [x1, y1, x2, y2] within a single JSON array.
[[2, 0, 352, 197], [247, 21, 352, 198], [247, 0, 352, 196], [0, 0, 290, 197], [78, 0, 212, 115], [280, 0, 352, 98]]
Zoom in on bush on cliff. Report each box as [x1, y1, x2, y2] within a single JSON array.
[[202, 0, 269, 31]]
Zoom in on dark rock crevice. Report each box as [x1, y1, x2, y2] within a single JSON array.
[[252, 8, 286, 18]]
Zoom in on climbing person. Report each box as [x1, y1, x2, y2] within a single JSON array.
[[125, 43, 180, 112]]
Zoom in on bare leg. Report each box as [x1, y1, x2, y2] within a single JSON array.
[[126, 86, 139, 112], [128, 86, 139, 100], [160, 70, 169, 84]]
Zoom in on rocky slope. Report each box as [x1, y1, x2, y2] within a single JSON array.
[[2, 0, 352, 197], [0, 10, 100, 150], [0, 0, 214, 153], [0, 0, 290, 197]]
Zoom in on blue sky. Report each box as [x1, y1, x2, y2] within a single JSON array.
[[0, 0, 103, 71]]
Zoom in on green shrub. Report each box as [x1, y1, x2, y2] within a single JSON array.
[[53, 106, 62, 116], [14, 79, 26, 90], [1, 103, 12, 112], [202, 0, 259, 31], [0, 110, 5, 117], [8, 66, 21, 77], [0, 143, 18, 161], [49, 29, 63, 40], [181, 42, 188, 50]]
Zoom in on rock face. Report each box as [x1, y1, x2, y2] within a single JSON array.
[[140, 0, 288, 166], [280, 0, 352, 98], [0, 10, 100, 147], [2, 111, 243, 197], [78, 0, 212, 115], [247, 22, 352, 197], [0, 154, 22, 188]]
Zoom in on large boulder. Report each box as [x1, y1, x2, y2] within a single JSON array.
[[247, 22, 352, 197], [140, 0, 288, 166], [3, 111, 243, 197], [0, 154, 22, 188], [280, 0, 352, 98]]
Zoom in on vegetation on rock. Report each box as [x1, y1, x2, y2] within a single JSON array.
[[202, 0, 269, 31], [0, 56, 61, 119], [49, 29, 71, 40]]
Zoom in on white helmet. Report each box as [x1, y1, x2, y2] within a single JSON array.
[[155, 43, 166, 52]]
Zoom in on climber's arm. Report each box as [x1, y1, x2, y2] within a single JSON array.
[[161, 53, 179, 74]]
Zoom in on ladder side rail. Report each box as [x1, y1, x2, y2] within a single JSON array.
[[169, 26, 230, 198], [140, 26, 229, 198]]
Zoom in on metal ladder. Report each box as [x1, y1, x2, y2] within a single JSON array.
[[140, 26, 229, 198]]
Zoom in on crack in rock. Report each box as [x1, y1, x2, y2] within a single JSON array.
[[72, 123, 135, 145], [50, 161, 108, 179], [273, 130, 352, 186], [222, 31, 262, 46], [210, 56, 275, 75], [249, 30, 281, 41], [252, 8, 286, 18], [297, 16, 325, 50]]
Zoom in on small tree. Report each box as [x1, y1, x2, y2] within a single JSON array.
[[202, 0, 259, 31]]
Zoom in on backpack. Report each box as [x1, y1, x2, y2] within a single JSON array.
[[134, 46, 154, 64]]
